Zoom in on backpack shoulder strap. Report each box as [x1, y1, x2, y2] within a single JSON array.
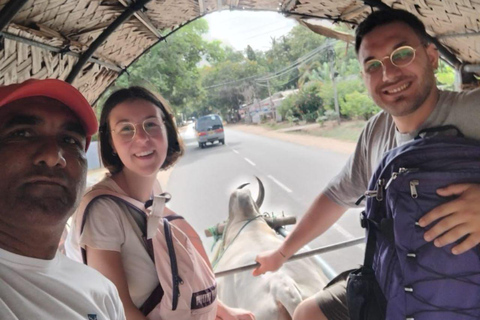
[[79, 188, 164, 316], [78, 188, 153, 262], [361, 210, 378, 268]]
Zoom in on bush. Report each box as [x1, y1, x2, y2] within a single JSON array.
[[316, 115, 328, 126], [285, 109, 300, 124], [296, 81, 324, 116], [278, 81, 324, 122], [304, 111, 318, 123], [278, 95, 298, 120], [340, 91, 380, 120], [324, 110, 339, 121]]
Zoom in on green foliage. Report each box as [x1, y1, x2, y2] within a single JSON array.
[[246, 45, 257, 61], [98, 19, 212, 119], [277, 81, 323, 120], [200, 58, 267, 119], [340, 91, 380, 120], [304, 111, 318, 123], [295, 81, 324, 116], [319, 76, 376, 120], [285, 109, 300, 124], [323, 109, 339, 121], [278, 94, 297, 120], [436, 60, 456, 91], [263, 25, 328, 93], [96, 17, 393, 123]]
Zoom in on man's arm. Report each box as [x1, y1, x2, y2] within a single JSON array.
[[253, 193, 348, 276]]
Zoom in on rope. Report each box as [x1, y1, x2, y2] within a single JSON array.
[[211, 216, 263, 270], [208, 226, 222, 250]]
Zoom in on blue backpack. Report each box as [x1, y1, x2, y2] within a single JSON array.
[[347, 126, 480, 320]]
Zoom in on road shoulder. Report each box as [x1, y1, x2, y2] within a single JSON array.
[[227, 124, 356, 155]]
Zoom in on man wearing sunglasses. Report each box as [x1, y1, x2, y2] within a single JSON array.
[[254, 8, 480, 320]]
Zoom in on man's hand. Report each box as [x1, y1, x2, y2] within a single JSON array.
[[216, 304, 255, 320], [252, 249, 287, 276], [418, 183, 480, 255]]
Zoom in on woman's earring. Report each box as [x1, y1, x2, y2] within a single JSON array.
[[112, 150, 117, 157]]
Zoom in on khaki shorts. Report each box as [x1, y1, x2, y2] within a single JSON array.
[[315, 270, 350, 320]]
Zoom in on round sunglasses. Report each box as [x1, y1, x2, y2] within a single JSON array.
[[363, 45, 420, 75], [111, 117, 165, 142]]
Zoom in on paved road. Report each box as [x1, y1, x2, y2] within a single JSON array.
[[166, 124, 365, 276]]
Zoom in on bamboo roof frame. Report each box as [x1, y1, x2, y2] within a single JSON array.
[[0, 0, 479, 105]]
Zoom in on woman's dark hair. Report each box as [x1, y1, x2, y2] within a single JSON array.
[[355, 9, 429, 54], [99, 86, 184, 174]]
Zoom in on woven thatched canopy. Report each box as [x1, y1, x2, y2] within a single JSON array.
[[1, 0, 479, 104]]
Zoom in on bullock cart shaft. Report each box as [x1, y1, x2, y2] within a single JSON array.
[[214, 237, 365, 277]]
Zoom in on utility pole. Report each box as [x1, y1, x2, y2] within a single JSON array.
[[328, 47, 341, 125], [267, 79, 276, 121]]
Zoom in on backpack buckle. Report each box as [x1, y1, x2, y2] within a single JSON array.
[[360, 211, 368, 229]]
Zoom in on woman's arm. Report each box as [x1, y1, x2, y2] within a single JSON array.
[[86, 247, 147, 320]]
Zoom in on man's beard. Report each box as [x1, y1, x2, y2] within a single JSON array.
[[14, 184, 78, 218], [379, 70, 435, 118]]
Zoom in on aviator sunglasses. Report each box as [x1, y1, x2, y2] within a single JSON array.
[[363, 45, 421, 75], [111, 117, 165, 142]]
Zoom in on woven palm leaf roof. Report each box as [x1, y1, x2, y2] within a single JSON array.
[[0, 0, 479, 105]]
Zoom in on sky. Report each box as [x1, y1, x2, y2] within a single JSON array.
[[203, 11, 298, 52]]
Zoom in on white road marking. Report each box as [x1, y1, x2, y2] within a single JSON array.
[[267, 175, 292, 193], [232, 149, 239, 154], [244, 158, 256, 166]]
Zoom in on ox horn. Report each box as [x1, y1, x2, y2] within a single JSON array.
[[255, 176, 265, 208], [237, 182, 250, 189]]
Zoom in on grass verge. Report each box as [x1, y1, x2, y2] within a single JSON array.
[[260, 120, 366, 142]]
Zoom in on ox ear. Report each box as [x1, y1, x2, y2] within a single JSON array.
[[255, 176, 265, 209]]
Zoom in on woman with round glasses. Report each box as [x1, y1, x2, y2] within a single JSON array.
[[66, 87, 255, 320]]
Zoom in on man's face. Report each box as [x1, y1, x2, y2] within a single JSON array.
[[358, 21, 439, 117], [0, 97, 88, 226]]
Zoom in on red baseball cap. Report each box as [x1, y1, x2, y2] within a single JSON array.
[[0, 79, 98, 150]]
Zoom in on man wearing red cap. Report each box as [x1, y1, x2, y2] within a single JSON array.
[[0, 79, 125, 319]]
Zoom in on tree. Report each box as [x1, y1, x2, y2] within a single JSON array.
[[246, 45, 257, 61], [340, 90, 379, 120], [200, 59, 267, 120], [101, 19, 213, 120], [436, 60, 456, 91]]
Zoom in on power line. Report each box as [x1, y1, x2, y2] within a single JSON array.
[[203, 39, 338, 89], [203, 74, 260, 89], [255, 40, 334, 82]]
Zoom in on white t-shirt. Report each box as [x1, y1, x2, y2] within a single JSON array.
[[0, 247, 125, 320], [325, 88, 480, 207], [66, 177, 159, 307]]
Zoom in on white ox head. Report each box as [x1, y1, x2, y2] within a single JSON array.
[[212, 177, 269, 254], [227, 177, 265, 224]]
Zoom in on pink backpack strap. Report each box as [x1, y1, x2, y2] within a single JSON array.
[[77, 187, 166, 316], [76, 188, 151, 263]]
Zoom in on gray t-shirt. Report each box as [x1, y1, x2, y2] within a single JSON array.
[[325, 88, 480, 207]]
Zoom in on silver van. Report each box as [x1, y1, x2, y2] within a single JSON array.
[[195, 114, 225, 148]]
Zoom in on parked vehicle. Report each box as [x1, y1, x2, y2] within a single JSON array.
[[195, 114, 225, 148]]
